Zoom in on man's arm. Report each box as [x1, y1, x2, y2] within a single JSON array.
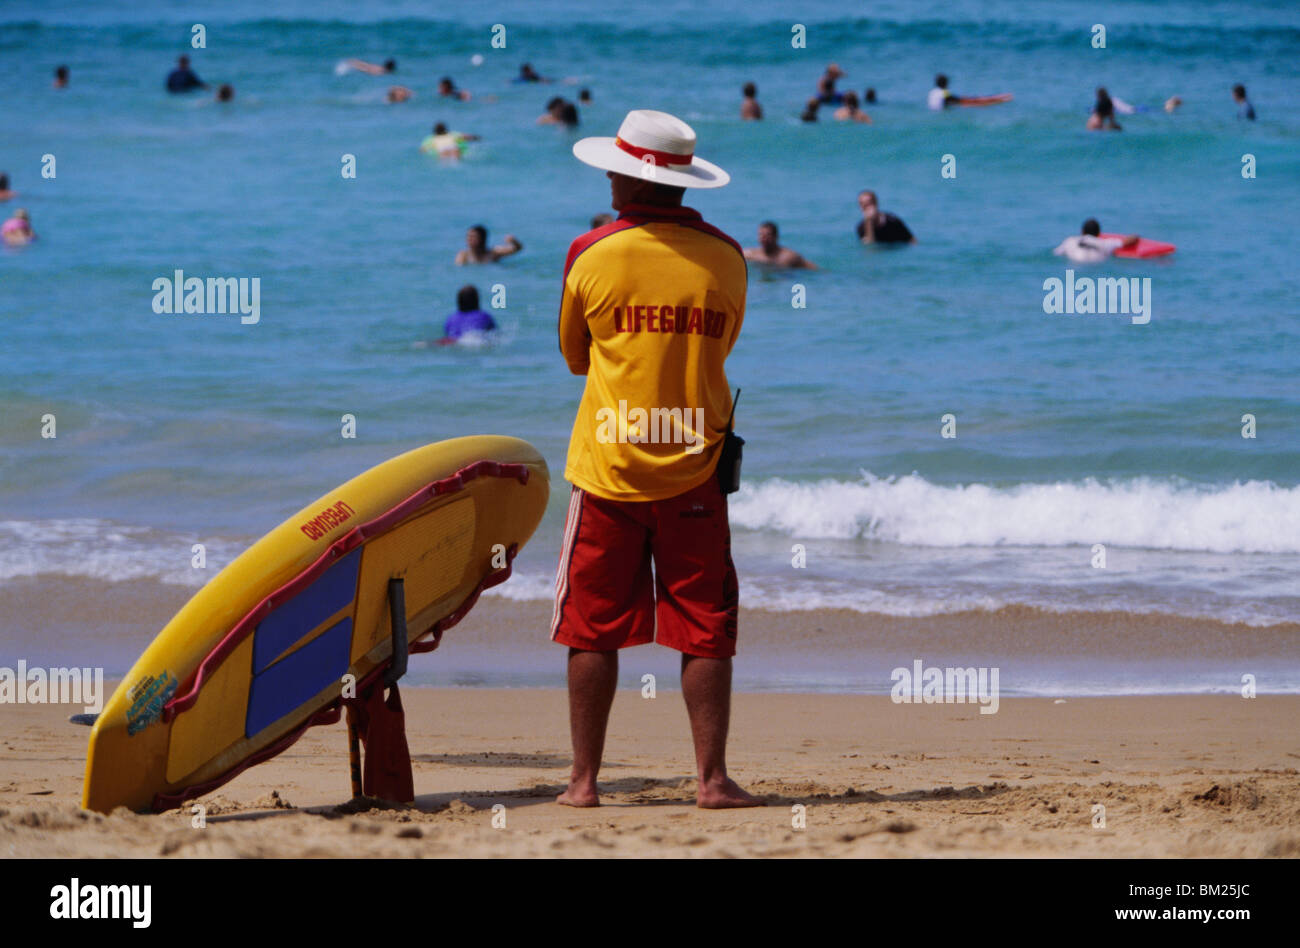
[[491, 235, 522, 260], [724, 255, 746, 356], [859, 216, 876, 243], [557, 270, 590, 375]]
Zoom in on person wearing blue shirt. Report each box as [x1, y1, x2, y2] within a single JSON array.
[[443, 285, 497, 340], [1233, 83, 1256, 121]]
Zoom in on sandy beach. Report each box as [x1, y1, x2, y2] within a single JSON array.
[[5, 595, 1299, 858], [4, 679, 1297, 858]]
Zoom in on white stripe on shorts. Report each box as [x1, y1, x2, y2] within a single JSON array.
[[550, 487, 584, 639]]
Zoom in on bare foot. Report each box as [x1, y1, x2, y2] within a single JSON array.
[[557, 783, 600, 807], [697, 777, 764, 809]]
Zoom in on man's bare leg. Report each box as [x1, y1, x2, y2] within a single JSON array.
[[557, 647, 618, 807], [681, 653, 762, 808]]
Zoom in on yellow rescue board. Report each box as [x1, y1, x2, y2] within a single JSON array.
[[83, 435, 549, 813]]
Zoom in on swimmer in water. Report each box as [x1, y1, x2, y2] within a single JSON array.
[[438, 77, 472, 101], [833, 91, 872, 123], [54, 65, 69, 89], [590, 213, 613, 229], [165, 55, 207, 94], [816, 63, 845, 104], [442, 285, 498, 342], [857, 190, 915, 245], [455, 225, 522, 265], [0, 174, 16, 202], [538, 97, 580, 127], [741, 82, 762, 120], [517, 63, 552, 83], [1233, 84, 1256, 121], [800, 97, 820, 122], [743, 221, 817, 269], [215, 84, 234, 102], [1054, 218, 1139, 263], [421, 122, 479, 158], [1087, 87, 1122, 130], [578, 88, 592, 104], [386, 85, 413, 103], [346, 58, 396, 75], [2, 208, 36, 246], [864, 87, 877, 104], [1164, 95, 1183, 113]]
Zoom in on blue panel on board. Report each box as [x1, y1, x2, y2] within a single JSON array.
[[252, 547, 361, 673], [245, 617, 352, 738]]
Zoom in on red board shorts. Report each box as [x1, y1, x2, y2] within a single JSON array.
[[550, 476, 739, 658]]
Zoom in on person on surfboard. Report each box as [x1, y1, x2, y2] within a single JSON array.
[[927, 74, 1010, 110], [553, 109, 759, 810], [1053, 218, 1139, 264]]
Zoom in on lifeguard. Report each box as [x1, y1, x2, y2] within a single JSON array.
[[552, 109, 759, 810]]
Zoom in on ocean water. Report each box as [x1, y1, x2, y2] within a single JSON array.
[[2, 0, 1298, 692]]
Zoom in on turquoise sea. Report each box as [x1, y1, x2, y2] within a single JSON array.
[[2, 0, 1298, 692]]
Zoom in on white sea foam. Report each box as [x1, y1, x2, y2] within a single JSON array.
[[485, 569, 1295, 626], [0, 519, 241, 587], [728, 474, 1300, 554], [5, 488, 1296, 628]]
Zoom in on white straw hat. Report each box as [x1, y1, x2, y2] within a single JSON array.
[[572, 109, 729, 188]]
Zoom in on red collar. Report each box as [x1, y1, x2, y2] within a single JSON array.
[[617, 204, 702, 223]]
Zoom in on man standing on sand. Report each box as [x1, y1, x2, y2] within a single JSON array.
[[553, 109, 759, 809]]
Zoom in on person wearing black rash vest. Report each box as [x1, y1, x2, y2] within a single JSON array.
[[1087, 87, 1122, 130], [166, 55, 206, 93], [856, 190, 915, 244]]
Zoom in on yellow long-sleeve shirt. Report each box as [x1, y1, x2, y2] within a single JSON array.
[[558, 204, 746, 502]]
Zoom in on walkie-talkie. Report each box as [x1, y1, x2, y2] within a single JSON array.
[[716, 388, 744, 495]]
